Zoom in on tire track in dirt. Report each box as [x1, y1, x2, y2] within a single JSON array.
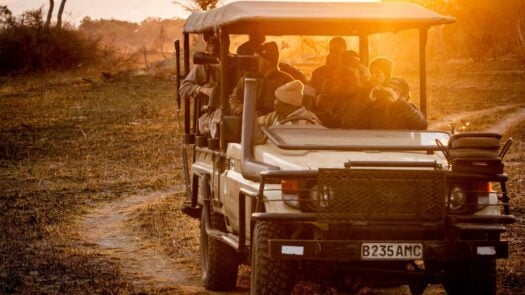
[[79, 186, 203, 292], [486, 107, 525, 134], [429, 104, 523, 130]]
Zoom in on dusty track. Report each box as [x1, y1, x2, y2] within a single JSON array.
[[429, 104, 525, 131], [79, 187, 203, 292]]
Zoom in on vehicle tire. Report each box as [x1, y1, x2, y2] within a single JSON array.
[[200, 209, 239, 291], [250, 221, 295, 295], [442, 259, 496, 295]]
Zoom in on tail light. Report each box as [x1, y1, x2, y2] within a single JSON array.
[[474, 182, 492, 210], [282, 180, 300, 208]]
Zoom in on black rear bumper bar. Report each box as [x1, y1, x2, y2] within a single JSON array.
[[268, 239, 509, 260]]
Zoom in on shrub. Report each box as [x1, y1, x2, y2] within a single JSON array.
[[0, 9, 100, 74]]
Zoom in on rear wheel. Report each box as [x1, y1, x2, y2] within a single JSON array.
[[250, 221, 295, 295], [443, 259, 496, 295], [200, 209, 239, 291]]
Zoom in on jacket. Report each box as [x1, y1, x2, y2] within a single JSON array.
[[230, 70, 293, 116]]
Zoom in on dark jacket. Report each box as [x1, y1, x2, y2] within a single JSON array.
[[229, 69, 293, 116], [358, 97, 427, 130]]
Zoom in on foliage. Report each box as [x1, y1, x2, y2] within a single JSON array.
[[173, 0, 222, 12], [0, 9, 100, 74], [389, 0, 525, 60], [79, 17, 184, 54]]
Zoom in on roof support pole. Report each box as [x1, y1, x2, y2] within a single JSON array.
[[220, 29, 230, 115], [419, 28, 428, 117], [359, 35, 369, 65], [183, 32, 192, 143]]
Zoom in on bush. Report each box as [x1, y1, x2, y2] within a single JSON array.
[[0, 9, 100, 74]]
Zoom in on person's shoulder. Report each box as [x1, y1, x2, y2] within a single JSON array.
[[312, 64, 331, 75], [269, 69, 294, 81]]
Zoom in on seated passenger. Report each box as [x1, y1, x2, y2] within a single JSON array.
[[316, 68, 362, 128], [178, 31, 222, 137], [236, 33, 307, 83], [237, 32, 266, 55], [383, 78, 428, 130], [229, 42, 293, 116], [366, 56, 394, 89], [309, 37, 347, 94], [341, 50, 370, 86], [364, 78, 427, 130], [257, 80, 321, 143]]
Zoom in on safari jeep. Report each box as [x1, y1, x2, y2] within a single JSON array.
[[176, 2, 516, 295]]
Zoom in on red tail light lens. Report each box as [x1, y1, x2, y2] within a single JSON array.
[[281, 180, 299, 194]]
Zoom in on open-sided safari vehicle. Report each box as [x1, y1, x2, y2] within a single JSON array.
[[176, 2, 516, 294]]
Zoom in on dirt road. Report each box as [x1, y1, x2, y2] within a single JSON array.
[[79, 187, 204, 293]]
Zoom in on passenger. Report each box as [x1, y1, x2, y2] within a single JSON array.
[[367, 56, 394, 87], [236, 33, 307, 83], [309, 37, 347, 94], [229, 42, 293, 116], [341, 50, 370, 85], [257, 80, 321, 143], [383, 78, 428, 129], [179, 31, 219, 102], [178, 31, 221, 136], [237, 32, 265, 55], [363, 78, 427, 130], [316, 68, 362, 128]]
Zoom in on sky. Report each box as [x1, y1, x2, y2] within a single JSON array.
[[3, 0, 378, 25]]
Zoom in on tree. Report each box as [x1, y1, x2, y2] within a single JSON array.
[[0, 5, 12, 25], [172, 0, 221, 12], [56, 0, 66, 28], [45, 0, 54, 28]]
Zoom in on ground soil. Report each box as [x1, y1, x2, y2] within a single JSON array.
[[1, 60, 524, 294]]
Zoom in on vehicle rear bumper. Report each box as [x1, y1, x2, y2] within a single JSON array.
[[268, 239, 509, 261]]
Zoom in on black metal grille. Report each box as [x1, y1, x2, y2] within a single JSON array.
[[317, 169, 446, 223]]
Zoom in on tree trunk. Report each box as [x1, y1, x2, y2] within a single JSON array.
[[45, 0, 54, 28], [56, 0, 66, 28]]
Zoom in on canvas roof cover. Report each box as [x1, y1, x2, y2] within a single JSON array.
[[183, 1, 455, 35]]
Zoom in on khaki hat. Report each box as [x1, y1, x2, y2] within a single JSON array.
[[275, 80, 304, 107]]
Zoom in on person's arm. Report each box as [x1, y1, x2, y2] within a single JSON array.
[[228, 76, 245, 116], [179, 65, 212, 98], [391, 99, 428, 130]]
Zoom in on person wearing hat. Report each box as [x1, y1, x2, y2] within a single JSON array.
[[256, 80, 321, 143], [309, 37, 348, 94], [229, 41, 293, 116]]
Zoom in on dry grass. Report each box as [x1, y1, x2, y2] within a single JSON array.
[[0, 70, 182, 293], [0, 59, 524, 294], [128, 193, 200, 267]]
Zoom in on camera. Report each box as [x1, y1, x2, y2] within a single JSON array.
[[234, 55, 259, 74], [193, 51, 219, 65]]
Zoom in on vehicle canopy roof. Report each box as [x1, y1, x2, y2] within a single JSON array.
[[183, 1, 455, 36]]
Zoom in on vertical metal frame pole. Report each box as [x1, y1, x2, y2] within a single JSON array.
[[220, 28, 230, 115], [183, 33, 192, 142], [359, 35, 369, 66], [419, 28, 428, 117]]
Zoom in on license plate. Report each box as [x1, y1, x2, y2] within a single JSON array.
[[361, 243, 423, 260]]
